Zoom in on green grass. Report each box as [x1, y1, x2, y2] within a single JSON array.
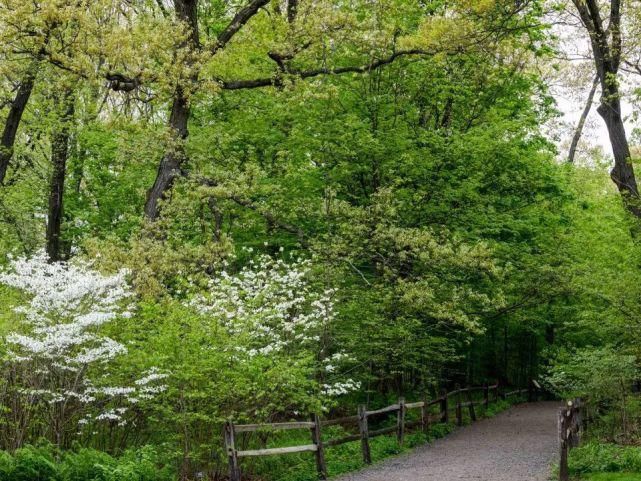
[[568, 442, 641, 475], [566, 442, 641, 481], [583, 474, 641, 481]]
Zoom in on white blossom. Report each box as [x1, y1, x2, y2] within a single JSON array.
[[190, 253, 357, 398], [0, 251, 167, 428]]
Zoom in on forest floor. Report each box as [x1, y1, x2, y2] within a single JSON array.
[[333, 401, 561, 481]]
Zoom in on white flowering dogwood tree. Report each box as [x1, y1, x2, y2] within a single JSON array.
[[190, 251, 359, 412], [0, 251, 166, 448]]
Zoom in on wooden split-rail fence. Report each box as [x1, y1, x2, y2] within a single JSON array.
[[558, 398, 583, 481], [224, 383, 534, 481]]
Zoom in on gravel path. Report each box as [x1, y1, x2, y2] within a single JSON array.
[[334, 401, 561, 481]]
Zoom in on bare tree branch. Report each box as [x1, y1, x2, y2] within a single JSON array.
[[219, 48, 431, 90], [228, 194, 308, 246], [286, 0, 298, 24], [584, 0, 606, 37], [212, 0, 271, 54], [155, 0, 169, 18], [568, 75, 599, 164]]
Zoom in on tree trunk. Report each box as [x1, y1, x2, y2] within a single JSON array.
[[287, 0, 298, 23], [568, 76, 598, 164], [597, 93, 641, 217], [144, 0, 198, 220], [502, 321, 508, 385], [571, 0, 641, 217], [144, 0, 270, 220], [144, 90, 190, 219], [46, 93, 74, 262], [0, 71, 36, 185]]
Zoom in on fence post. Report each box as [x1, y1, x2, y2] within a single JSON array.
[[528, 379, 534, 402], [224, 420, 241, 481], [397, 397, 406, 445], [358, 404, 372, 464], [454, 384, 462, 426], [483, 383, 489, 408], [455, 385, 463, 426], [421, 395, 429, 433], [575, 398, 583, 445], [558, 407, 569, 481], [311, 414, 327, 479], [569, 400, 581, 448], [466, 388, 477, 422], [441, 389, 449, 424]]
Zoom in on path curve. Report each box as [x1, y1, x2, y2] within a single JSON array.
[[334, 401, 560, 481]]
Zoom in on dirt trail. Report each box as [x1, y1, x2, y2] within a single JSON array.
[[334, 401, 560, 481]]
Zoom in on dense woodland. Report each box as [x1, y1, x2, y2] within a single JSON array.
[[0, 0, 641, 479]]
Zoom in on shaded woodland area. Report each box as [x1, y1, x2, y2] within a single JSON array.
[[1, 0, 641, 480]]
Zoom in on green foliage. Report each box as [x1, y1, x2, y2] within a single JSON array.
[[1, 0, 641, 478], [59, 448, 115, 481], [0, 445, 175, 481], [10, 445, 60, 481], [545, 347, 637, 405], [100, 447, 174, 481], [569, 443, 641, 476], [583, 474, 641, 481]]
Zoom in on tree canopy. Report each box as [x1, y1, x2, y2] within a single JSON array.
[[1, 0, 641, 479]]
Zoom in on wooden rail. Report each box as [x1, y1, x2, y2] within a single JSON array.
[[558, 398, 583, 481], [224, 381, 535, 481]]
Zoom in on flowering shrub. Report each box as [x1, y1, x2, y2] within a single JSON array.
[[190, 252, 359, 405], [0, 251, 166, 448]]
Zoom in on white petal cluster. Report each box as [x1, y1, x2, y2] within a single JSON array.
[[0, 250, 131, 323], [190, 252, 358, 398], [1, 251, 131, 367], [191, 254, 332, 356], [0, 251, 167, 428], [321, 380, 361, 397]]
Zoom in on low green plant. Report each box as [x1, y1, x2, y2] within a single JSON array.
[[10, 445, 60, 481], [569, 442, 641, 475], [60, 448, 115, 481], [0, 445, 175, 481], [545, 347, 639, 441], [106, 446, 174, 481], [583, 474, 641, 481], [0, 451, 15, 479]]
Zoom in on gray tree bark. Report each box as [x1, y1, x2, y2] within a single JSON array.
[[144, 0, 270, 220], [573, 0, 641, 217], [568, 76, 599, 164], [0, 70, 36, 185], [46, 92, 74, 262]]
